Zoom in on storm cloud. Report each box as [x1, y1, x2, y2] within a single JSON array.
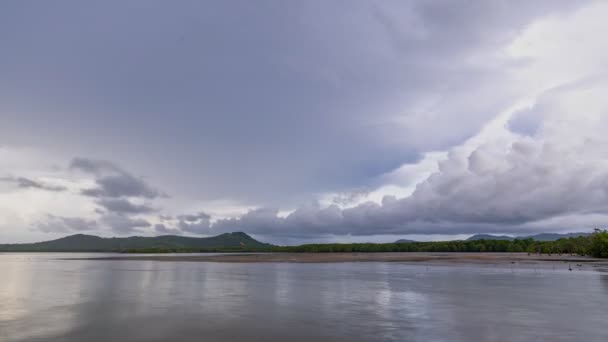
[[96, 198, 156, 214], [2, 1, 607, 243], [0, 176, 66, 192], [100, 213, 151, 235], [176, 212, 212, 235], [36, 215, 97, 233], [154, 223, 181, 235], [69, 158, 161, 234], [0, 0, 587, 206], [71, 158, 161, 199], [202, 80, 608, 238]]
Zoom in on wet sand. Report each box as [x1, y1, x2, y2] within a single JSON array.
[[64, 252, 608, 269]]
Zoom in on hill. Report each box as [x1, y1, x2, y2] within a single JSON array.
[[467, 232, 590, 241], [467, 234, 514, 241], [525, 232, 590, 241], [0, 232, 270, 252], [395, 239, 415, 243]]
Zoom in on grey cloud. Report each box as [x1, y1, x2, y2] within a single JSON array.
[[177, 212, 211, 235], [100, 213, 151, 235], [71, 158, 162, 199], [2, 1, 603, 242], [179, 212, 210, 223], [154, 223, 181, 235], [36, 215, 97, 233], [508, 108, 542, 137], [69, 158, 121, 175], [96, 198, 155, 214], [83, 174, 159, 198], [208, 82, 608, 237], [159, 214, 173, 222], [213, 208, 283, 236], [331, 189, 370, 207], [0, 176, 67, 192], [0, 1, 588, 207], [150, 213, 212, 235]]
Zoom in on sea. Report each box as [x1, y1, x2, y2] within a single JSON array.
[[1, 253, 606, 342]]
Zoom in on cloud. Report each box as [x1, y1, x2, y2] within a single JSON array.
[[69, 158, 121, 175], [96, 198, 155, 214], [0, 1, 589, 208], [2, 1, 607, 243], [100, 213, 151, 235], [154, 223, 181, 235], [147, 212, 212, 235], [70, 158, 162, 199], [0, 176, 67, 192], [36, 215, 97, 233], [507, 108, 542, 136], [212, 208, 284, 236], [83, 174, 160, 199], [207, 79, 608, 237], [176, 212, 211, 235], [67, 158, 161, 235], [328, 189, 371, 207]]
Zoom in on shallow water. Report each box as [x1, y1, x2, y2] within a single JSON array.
[[1, 253, 607, 342]]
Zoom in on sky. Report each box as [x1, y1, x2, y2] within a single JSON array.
[[2, 0, 608, 244]]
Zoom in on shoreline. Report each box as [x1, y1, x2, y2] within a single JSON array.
[[62, 252, 608, 268]]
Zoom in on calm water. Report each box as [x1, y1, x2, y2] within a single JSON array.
[[1, 253, 607, 342]]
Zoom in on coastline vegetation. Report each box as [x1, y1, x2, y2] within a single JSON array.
[[125, 229, 608, 258]]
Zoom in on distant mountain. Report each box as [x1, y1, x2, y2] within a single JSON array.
[[467, 232, 590, 242], [467, 234, 514, 241], [0, 232, 270, 252], [524, 232, 590, 241], [395, 239, 415, 243]]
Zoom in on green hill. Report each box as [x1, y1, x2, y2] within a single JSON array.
[[0, 232, 270, 252], [525, 232, 590, 241], [467, 232, 590, 241], [467, 234, 514, 241]]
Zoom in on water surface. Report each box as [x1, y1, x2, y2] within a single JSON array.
[[1, 253, 606, 341]]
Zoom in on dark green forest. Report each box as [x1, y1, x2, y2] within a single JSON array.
[[2, 230, 607, 258], [0, 232, 270, 252], [126, 229, 608, 258]]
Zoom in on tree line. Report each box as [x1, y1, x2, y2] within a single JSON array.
[[126, 229, 608, 258]]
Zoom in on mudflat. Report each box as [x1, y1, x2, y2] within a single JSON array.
[[65, 252, 608, 268]]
